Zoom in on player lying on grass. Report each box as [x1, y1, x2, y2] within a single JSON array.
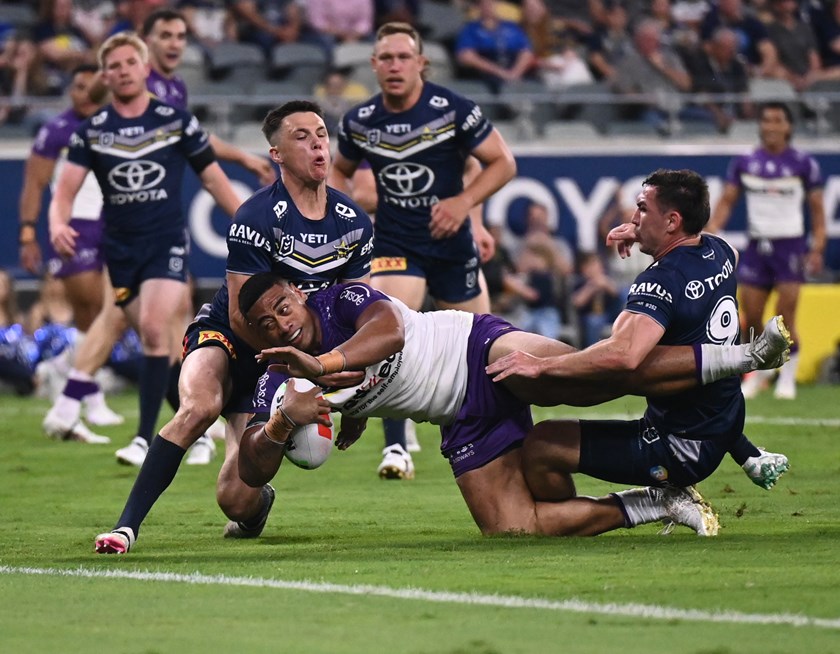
[[235, 269, 791, 538]]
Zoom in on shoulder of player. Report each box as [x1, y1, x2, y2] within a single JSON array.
[[232, 182, 282, 222], [326, 187, 371, 224]]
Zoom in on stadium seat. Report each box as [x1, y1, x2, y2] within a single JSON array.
[[206, 42, 267, 86], [748, 78, 797, 102], [423, 40, 455, 83], [542, 120, 601, 141], [418, 1, 464, 47], [270, 43, 329, 83], [0, 4, 36, 28]]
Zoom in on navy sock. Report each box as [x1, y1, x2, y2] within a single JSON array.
[[137, 355, 171, 443], [115, 436, 186, 536], [382, 418, 406, 449], [166, 361, 181, 412], [728, 433, 761, 465]]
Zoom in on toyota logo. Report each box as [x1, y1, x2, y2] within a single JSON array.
[[685, 280, 705, 300], [378, 163, 434, 197], [108, 160, 166, 192]]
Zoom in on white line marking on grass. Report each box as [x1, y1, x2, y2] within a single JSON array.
[[2, 565, 839, 630]]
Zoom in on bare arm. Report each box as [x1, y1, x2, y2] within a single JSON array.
[[806, 187, 827, 276], [48, 161, 88, 258], [487, 310, 665, 381], [198, 161, 242, 218], [18, 153, 56, 273], [429, 129, 516, 239], [328, 152, 360, 197], [707, 182, 740, 233], [208, 133, 276, 186], [464, 155, 494, 262]]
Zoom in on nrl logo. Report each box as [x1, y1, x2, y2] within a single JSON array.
[[278, 234, 295, 257]]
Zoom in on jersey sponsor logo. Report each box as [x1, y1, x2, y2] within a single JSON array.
[[429, 95, 449, 109], [450, 443, 475, 465], [461, 105, 483, 132], [91, 111, 107, 126], [628, 281, 673, 304], [335, 202, 357, 219], [371, 256, 407, 273], [361, 236, 374, 256], [155, 105, 175, 117], [185, 115, 200, 136], [385, 123, 412, 134], [254, 371, 270, 409], [340, 284, 372, 306], [300, 233, 328, 245], [197, 330, 236, 358], [107, 160, 168, 204], [701, 258, 734, 292], [358, 104, 375, 119], [649, 465, 668, 482], [118, 126, 144, 137], [228, 223, 270, 251], [273, 200, 288, 218], [684, 280, 705, 300], [379, 162, 434, 197], [114, 287, 131, 303]]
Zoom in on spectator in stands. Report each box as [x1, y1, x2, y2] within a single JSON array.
[[586, 1, 632, 82], [313, 67, 370, 134], [809, 0, 840, 73], [765, 0, 840, 90], [0, 30, 39, 124], [455, 0, 536, 93], [683, 26, 754, 132], [645, 0, 701, 53], [108, 0, 170, 36], [226, 0, 308, 55], [305, 0, 375, 57], [177, 0, 238, 51], [700, 0, 779, 77], [0, 269, 38, 396], [516, 235, 566, 339], [612, 18, 693, 133], [33, 0, 97, 94], [571, 251, 621, 347], [373, 0, 419, 29]]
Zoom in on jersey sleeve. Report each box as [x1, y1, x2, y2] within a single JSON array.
[[66, 126, 93, 169], [226, 199, 275, 275], [336, 110, 365, 162], [724, 154, 744, 187], [342, 213, 374, 281], [181, 111, 213, 168], [623, 266, 679, 330], [31, 122, 62, 160], [804, 154, 824, 190], [454, 92, 493, 152]]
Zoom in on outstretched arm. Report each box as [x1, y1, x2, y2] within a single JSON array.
[[208, 133, 276, 186], [18, 152, 56, 273], [48, 161, 88, 258]]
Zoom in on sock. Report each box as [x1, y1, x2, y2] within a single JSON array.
[[382, 418, 407, 449], [166, 361, 181, 412], [698, 343, 754, 384], [611, 488, 665, 527], [114, 436, 186, 536], [776, 348, 799, 386], [727, 433, 761, 465], [137, 355, 171, 443]]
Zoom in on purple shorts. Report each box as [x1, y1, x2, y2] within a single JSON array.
[[45, 218, 105, 279], [440, 314, 532, 477], [738, 237, 807, 288]]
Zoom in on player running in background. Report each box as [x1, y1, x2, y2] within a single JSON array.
[[93, 100, 373, 555], [329, 21, 515, 479], [49, 32, 241, 469], [42, 8, 276, 461], [708, 102, 826, 400]]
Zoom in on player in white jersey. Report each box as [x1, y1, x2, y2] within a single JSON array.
[[709, 102, 826, 399], [231, 272, 790, 539]]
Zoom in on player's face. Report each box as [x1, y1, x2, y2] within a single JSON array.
[[272, 112, 330, 184], [632, 186, 672, 256], [145, 18, 187, 75], [102, 44, 150, 102], [372, 33, 426, 100], [69, 71, 99, 117], [247, 283, 319, 351], [758, 107, 791, 150]]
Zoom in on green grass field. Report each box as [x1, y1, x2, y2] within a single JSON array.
[[1, 387, 839, 653]]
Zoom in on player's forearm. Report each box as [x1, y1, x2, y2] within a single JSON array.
[[462, 154, 515, 210], [201, 164, 241, 217], [540, 338, 647, 380], [47, 195, 73, 232]]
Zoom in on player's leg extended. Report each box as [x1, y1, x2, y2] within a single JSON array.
[[772, 281, 801, 398], [60, 268, 103, 332]]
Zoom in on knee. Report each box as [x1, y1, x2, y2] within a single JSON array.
[[164, 398, 222, 447], [216, 469, 262, 521]]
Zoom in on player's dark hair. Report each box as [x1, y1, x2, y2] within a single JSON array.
[[262, 100, 326, 144], [760, 101, 794, 125], [642, 169, 710, 235], [71, 63, 100, 77], [239, 272, 291, 319], [142, 8, 187, 37]]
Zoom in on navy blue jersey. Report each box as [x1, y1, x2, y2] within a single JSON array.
[[208, 179, 374, 320], [67, 97, 212, 239], [625, 235, 743, 438], [336, 81, 493, 261]]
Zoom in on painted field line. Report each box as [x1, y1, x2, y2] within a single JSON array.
[[2, 565, 838, 630]]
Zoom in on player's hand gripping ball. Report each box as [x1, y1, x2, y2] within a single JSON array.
[[270, 378, 335, 469]]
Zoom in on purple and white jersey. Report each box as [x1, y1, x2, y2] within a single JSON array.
[[147, 68, 188, 110], [31, 108, 102, 220], [254, 283, 473, 424], [725, 146, 823, 239]]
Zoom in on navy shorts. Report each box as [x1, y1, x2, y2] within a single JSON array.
[[440, 314, 531, 477], [372, 237, 481, 304], [738, 237, 807, 288], [105, 230, 189, 306], [45, 218, 105, 279], [578, 417, 737, 487], [182, 303, 264, 416]]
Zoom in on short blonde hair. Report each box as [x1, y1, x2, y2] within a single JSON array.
[[98, 31, 149, 69]]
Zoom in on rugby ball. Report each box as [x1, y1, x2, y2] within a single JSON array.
[[270, 378, 334, 469]]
